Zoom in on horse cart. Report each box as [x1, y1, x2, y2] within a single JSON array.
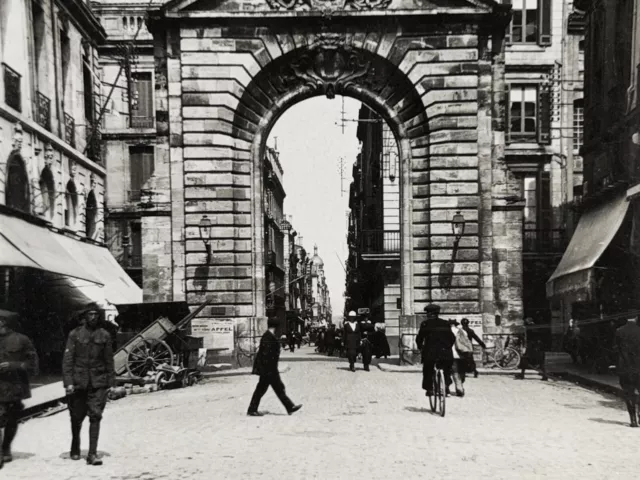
[[113, 299, 210, 379]]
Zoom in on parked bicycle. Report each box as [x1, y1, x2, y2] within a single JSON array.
[[484, 334, 523, 370]]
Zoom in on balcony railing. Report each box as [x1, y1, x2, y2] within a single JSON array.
[[3, 64, 21, 112], [265, 251, 276, 267], [127, 254, 142, 268], [523, 228, 567, 254], [130, 115, 154, 129], [64, 112, 75, 148], [361, 230, 400, 255], [85, 127, 102, 163], [35, 91, 51, 131]]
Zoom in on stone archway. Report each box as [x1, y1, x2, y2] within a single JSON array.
[[149, 0, 522, 362]]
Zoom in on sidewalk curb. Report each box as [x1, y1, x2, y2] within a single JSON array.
[[551, 372, 624, 398]]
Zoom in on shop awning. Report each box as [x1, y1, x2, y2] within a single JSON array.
[[53, 236, 143, 305], [546, 192, 630, 299], [0, 215, 102, 284]]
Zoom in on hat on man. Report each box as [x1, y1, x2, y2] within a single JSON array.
[[0, 309, 19, 327], [424, 304, 441, 315], [267, 317, 279, 329], [348, 311, 357, 317]]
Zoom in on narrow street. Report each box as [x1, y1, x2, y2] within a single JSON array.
[[5, 348, 640, 480]]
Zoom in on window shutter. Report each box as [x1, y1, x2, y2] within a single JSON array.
[[506, 83, 512, 143], [538, 0, 552, 46], [504, 0, 513, 45], [537, 85, 552, 144]]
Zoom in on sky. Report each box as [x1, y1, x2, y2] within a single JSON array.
[[267, 96, 361, 321]]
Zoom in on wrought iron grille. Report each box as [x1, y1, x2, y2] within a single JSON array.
[[85, 127, 102, 163], [3, 64, 21, 112], [64, 112, 75, 148], [522, 228, 567, 254], [361, 230, 401, 254], [35, 91, 51, 131]]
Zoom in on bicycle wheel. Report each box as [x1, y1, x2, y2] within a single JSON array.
[[428, 372, 437, 412], [494, 347, 521, 370], [437, 369, 446, 417]]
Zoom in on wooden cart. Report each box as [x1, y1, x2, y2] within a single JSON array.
[[114, 299, 211, 377]]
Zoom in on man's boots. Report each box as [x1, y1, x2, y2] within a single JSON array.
[[86, 420, 103, 465], [2, 418, 17, 463], [626, 401, 638, 427], [70, 421, 82, 460]]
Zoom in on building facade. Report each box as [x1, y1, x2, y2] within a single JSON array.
[[0, 0, 140, 374], [548, 0, 640, 348]]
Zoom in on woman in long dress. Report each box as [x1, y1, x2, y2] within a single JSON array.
[[373, 320, 391, 359]]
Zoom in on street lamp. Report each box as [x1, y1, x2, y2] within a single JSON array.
[[199, 215, 212, 264], [452, 211, 466, 242]]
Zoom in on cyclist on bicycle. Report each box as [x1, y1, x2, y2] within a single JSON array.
[[416, 304, 456, 396]]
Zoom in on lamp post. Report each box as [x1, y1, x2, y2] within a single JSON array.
[[199, 215, 212, 264], [451, 211, 466, 260]]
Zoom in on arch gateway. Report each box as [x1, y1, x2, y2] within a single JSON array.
[[147, 0, 522, 363]]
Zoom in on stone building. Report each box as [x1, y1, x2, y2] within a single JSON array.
[[143, 0, 522, 362], [0, 0, 140, 373], [92, 0, 167, 294], [548, 0, 640, 346]]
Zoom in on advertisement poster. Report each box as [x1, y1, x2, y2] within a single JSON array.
[[191, 318, 235, 351]]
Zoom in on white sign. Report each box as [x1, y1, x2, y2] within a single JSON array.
[[191, 318, 234, 350]]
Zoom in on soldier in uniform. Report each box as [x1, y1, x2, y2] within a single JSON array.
[[0, 310, 38, 470], [614, 316, 640, 427], [416, 304, 456, 396], [62, 303, 115, 466]]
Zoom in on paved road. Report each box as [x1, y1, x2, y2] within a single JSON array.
[[5, 347, 640, 479]]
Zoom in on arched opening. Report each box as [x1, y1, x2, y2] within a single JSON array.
[[5, 153, 30, 213], [85, 190, 98, 238], [64, 180, 78, 228], [39, 165, 55, 219]]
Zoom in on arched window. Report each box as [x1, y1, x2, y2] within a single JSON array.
[[65, 180, 77, 227], [39, 166, 55, 219], [5, 153, 30, 213], [85, 190, 97, 238]]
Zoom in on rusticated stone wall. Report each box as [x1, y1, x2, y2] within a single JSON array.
[[149, 2, 519, 360]]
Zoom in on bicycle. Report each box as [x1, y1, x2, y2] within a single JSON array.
[[427, 363, 446, 417], [485, 334, 522, 370]]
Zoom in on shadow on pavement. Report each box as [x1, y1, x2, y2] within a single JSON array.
[[404, 406, 439, 416], [588, 417, 630, 426], [4, 452, 35, 460], [58, 450, 111, 459]]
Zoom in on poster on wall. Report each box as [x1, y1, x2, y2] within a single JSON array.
[[191, 318, 235, 351]]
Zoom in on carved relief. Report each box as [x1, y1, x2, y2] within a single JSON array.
[[274, 33, 377, 99], [69, 159, 78, 177], [345, 0, 392, 10], [43, 143, 54, 168], [265, 0, 392, 10], [266, 0, 312, 10], [90, 172, 96, 190], [12, 123, 23, 152]]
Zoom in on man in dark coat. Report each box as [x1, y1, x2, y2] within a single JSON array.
[[248, 317, 302, 417], [360, 316, 374, 371], [344, 311, 361, 372], [0, 310, 38, 469], [416, 304, 455, 396], [461, 318, 487, 378], [614, 316, 640, 427], [325, 325, 336, 357], [62, 304, 115, 466]]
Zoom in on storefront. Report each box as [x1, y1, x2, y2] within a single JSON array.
[[0, 212, 142, 374]]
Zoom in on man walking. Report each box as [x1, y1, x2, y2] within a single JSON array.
[[360, 315, 374, 371], [62, 303, 115, 466], [614, 316, 640, 427], [344, 311, 361, 372], [248, 317, 302, 416], [0, 310, 38, 470], [461, 318, 486, 378], [416, 304, 456, 396]]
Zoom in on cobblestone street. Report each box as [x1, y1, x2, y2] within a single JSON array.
[[5, 348, 640, 479]]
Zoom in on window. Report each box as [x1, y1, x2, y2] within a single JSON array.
[[5, 154, 30, 213], [85, 191, 98, 238], [505, 0, 552, 46], [130, 72, 154, 128], [129, 146, 154, 201], [31, 1, 45, 89], [65, 180, 78, 227], [508, 83, 551, 143], [39, 166, 55, 219], [573, 99, 584, 152], [60, 27, 70, 108], [83, 49, 94, 123], [130, 222, 142, 268]]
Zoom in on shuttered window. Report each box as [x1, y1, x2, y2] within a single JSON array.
[[129, 146, 154, 201], [130, 72, 153, 128], [508, 84, 551, 144], [504, 0, 552, 46]]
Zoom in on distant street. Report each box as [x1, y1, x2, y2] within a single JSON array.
[[6, 348, 640, 479]]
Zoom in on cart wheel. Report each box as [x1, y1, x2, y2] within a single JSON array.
[[127, 339, 174, 378], [155, 371, 168, 390]]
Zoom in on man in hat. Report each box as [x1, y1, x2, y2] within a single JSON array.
[[614, 315, 640, 427], [247, 317, 302, 416], [0, 310, 38, 469], [416, 304, 456, 396], [344, 311, 361, 372], [62, 303, 115, 466]]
